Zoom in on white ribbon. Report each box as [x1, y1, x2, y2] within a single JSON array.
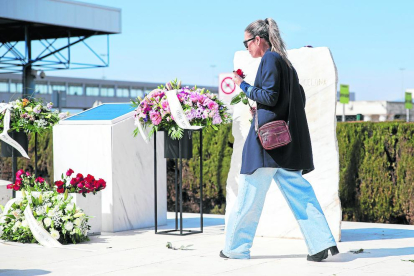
[[0, 103, 30, 159], [165, 90, 203, 130], [134, 116, 149, 143], [0, 194, 62, 247], [23, 203, 62, 248]]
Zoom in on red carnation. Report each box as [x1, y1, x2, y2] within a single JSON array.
[[55, 180, 64, 187], [36, 177, 45, 183], [77, 183, 84, 189], [66, 168, 74, 177], [25, 171, 31, 176], [57, 187, 65, 193], [6, 183, 13, 189], [13, 185, 20, 191]]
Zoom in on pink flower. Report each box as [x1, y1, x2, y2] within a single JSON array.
[[25, 171, 31, 176], [16, 169, 24, 178], [36, 177, 45, 183], [149, 111, 162, 125]]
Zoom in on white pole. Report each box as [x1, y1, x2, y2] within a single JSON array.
[[342, 103, 345, 122]]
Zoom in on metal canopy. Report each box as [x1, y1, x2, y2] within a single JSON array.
[[0, 0, 121, 42]]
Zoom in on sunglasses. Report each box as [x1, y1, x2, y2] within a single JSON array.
[[243, 37, 255, 49]]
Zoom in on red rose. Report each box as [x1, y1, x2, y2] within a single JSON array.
[[57, 187, 65, 193], [85, 174, 95, 184], [6, 184, 13, 189], [15, 179, 22, 185], [36, 177, 45, 183], [16, 169, 24, 178], [13, 185, 20, 191], [77, 183, 84, 189], [66, 168, 74, 177], [85, 183, 94, 190], [70, 178, 78, 186], [97, 179, 106, 189], [235, 69, 245, 79], [76, 173, 84, 181], [55, 180, 64, 187]]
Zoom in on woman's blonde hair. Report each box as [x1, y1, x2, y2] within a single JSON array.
[[245, 18, 291, 67]]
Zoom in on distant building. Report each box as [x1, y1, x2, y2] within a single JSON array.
[[0, 74, 218, 111], [335, 101, 413, 122], [336, 91, 356, 101]]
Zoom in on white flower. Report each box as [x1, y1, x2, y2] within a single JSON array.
[[12, 221, 21, 232], [50, 229, 60, 240], [47, 210, 55, 217], [35, 206, 45, 216], [15, 198, 22, 205], [65, 222, 74, 231], [44, 217, 52, 227], [11, 210, 21, 219], [65, 203, 74, 212], [0, 225, 3, 236], [74, 218, 81, 226], [0, 216, 7, 224], [21, 220, 28, 227]]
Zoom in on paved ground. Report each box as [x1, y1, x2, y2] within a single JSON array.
[[1, 212, 414, 276]]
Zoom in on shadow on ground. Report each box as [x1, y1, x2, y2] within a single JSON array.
[[341, 228, 414, 242], [0, 269, 50, 276]]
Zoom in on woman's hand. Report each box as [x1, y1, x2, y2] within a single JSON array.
[[233, 72, 243, 86]]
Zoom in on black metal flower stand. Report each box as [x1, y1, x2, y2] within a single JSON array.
[[153, 129, 203, 235]]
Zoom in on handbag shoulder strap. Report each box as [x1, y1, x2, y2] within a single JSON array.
[[255, 65, 294, 134]]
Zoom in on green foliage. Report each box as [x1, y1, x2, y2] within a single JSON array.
[[0, 131, 54, 183], [337, 122, 414, 224]]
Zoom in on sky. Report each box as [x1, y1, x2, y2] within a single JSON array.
[[45, 0, 414, 101]]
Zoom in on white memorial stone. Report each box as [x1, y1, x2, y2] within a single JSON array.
[[226, 47, 341, 242], [53, 104, 167, 232]]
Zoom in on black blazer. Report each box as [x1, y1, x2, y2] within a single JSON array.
[[240, 49, 314, 175]]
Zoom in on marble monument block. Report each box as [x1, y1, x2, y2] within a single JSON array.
[[226, 48, 341, 242], [53, 104, 167, 232]]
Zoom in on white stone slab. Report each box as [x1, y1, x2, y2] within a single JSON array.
[[226, 47, 341, 242], [0, 180, 13, 208], [53, 116, 167, 232]]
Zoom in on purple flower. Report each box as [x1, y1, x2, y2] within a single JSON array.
[[47, 102, 53, 110], [212, 115, 222, 125]]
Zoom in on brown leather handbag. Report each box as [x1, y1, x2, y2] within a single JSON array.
[[255, 68, 292, 150]]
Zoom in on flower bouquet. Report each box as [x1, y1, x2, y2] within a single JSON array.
[[6, 169, 51, 192], [0, 98, 67, 134], [54, 169, 107, 197], [0, 191, 90, 244], [132, 79, 231, 140]]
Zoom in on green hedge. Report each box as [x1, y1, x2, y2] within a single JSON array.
[[1, 122, 413, 224], [0, 131, 54, 183], [337, 122, 414, 224]]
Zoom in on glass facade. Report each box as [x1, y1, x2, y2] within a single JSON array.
[[117, 87, 129, 97], [0, 81, 8, 93], [10, 81, 22, 93], [101, 86, 115, 97], [68, 84, 83, 96], [86, 85, 99, 96], [36, 83, 48, 94], [130, 88, 144, 98], [52, 83, 65, 94]]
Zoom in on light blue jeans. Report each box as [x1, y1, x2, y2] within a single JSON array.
[[223, 168, 337, 259]]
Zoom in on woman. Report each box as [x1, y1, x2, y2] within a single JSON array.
[[220, 18, 339, 262]]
